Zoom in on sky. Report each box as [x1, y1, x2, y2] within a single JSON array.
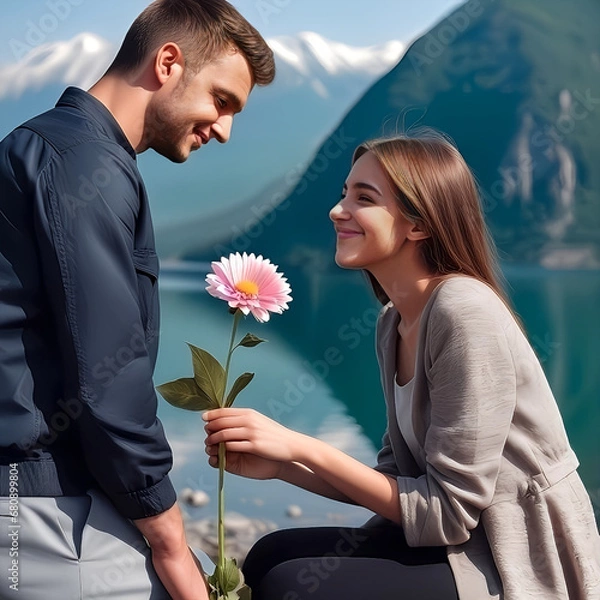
[[0, 0, 463, 66]]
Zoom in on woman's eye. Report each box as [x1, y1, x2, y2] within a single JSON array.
[[358, 195, 374, 203]]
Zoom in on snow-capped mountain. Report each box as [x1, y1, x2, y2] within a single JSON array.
[[0, 33, 115, 100], [0, 31, 403, 103], [270, 32, 404, 98]]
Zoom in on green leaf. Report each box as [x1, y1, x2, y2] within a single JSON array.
[[207, 571, 218, 589], [237, 333, 267, 348], [217, 558, 241, 593], [225, 373, 255, 407], [209, 591, 241, 600], [187, 343, 226, 405], [207, 565, 251, 600], [156, 378, 218, 411]]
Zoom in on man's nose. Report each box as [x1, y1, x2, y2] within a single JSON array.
[[212, 116, 233, 144]]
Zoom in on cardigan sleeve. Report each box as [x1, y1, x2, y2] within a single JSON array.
[[396, 286, 517, 547], [373, 429, 399, 476], [373, 303, 402, 477]]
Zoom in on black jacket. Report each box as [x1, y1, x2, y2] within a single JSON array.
[[0, 87, 176, 519]]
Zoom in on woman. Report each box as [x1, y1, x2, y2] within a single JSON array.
[[203, 133, 600, 599]]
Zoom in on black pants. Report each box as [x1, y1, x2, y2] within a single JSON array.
[[242, 526, 459, 600]]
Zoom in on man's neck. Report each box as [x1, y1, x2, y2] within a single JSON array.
[[88, 74, 152, 153]]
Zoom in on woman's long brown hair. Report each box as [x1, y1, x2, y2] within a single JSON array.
[[354, 131, 509, 306]]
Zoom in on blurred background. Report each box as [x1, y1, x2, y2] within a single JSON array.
[[1, 0, 598, 534]]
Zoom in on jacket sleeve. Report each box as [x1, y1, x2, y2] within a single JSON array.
[[397, 289, 517, 547], [33, 142, 176, 519]]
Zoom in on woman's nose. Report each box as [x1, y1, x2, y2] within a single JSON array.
[[329, 200, 346, 222]]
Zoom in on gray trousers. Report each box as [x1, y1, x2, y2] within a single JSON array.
[[0, 489, 170, 599]]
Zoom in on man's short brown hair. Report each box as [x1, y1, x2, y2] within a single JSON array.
[[107, 0, 275, 85]]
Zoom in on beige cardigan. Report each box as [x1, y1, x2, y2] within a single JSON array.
[[367, 276, 600, 599]]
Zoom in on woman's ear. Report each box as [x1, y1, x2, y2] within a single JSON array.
[[406, 221, 430, 241], [154, 42, 184, 86]]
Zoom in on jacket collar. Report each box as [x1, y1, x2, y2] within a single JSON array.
[[56, 87, 136, 160]]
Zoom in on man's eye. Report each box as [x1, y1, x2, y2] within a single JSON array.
[[217, 97, 227, 109]]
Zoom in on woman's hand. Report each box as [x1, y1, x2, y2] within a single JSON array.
[[206, 447, 284, 480], [203, 408, 305, 473], [203, 408, 401, 522]]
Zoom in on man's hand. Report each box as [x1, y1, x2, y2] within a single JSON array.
[[134, 503, 210, 600]]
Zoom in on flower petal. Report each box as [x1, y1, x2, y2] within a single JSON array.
[[205, 252, 293, 321]]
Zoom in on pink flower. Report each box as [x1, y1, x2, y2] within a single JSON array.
[[205, 253, 292, 322]]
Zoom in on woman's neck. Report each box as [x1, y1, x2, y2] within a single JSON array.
[[375, 265, 446, 335]]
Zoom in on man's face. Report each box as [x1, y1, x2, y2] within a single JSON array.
[[145, 50, 253, 163]]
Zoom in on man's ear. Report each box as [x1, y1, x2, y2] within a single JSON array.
[[406, 221, 430, 241], [154, 42, 184, 86]]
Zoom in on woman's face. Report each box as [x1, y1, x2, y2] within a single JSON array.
[[329, 151, 415, 272]]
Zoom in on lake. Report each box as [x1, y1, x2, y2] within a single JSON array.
[[155, 264, 600, 529]]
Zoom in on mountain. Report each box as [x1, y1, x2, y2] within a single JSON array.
[[0, 33, 114, 100], [0, 31, 403, 106], [269, 32, 404, 95], [0, 31, 404, 244]]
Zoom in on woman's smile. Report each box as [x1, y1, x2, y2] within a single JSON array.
[[335, 227, 363, 239]]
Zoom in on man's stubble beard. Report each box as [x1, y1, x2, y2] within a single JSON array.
[[144, 86, 191, 163]]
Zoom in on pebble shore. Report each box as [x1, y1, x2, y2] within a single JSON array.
[[184, 510, 278, 565], [180, 487, 294, 564]]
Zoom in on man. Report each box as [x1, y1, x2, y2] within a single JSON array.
[[0, 1, 275, 598]]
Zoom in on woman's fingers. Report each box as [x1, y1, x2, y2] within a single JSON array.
[[204, 418, 249, 436], [202, 407, 297, 462], [203, 407, 255, 423], [205, 444, 218, 456], [204, 422, 257, 460], [203, 408, 278, 433], [205, 426, 251, 445], [203, 410, 277, 444]]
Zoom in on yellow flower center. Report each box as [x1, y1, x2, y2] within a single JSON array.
[[235, 280, 259, 296]]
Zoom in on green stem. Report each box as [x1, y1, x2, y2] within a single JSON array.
[[217, 309, 242, 580], [218, 442, 226, 575], [224, 309, 242, 382]]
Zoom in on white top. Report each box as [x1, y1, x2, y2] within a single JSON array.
[[393, 376, 420, 463]]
